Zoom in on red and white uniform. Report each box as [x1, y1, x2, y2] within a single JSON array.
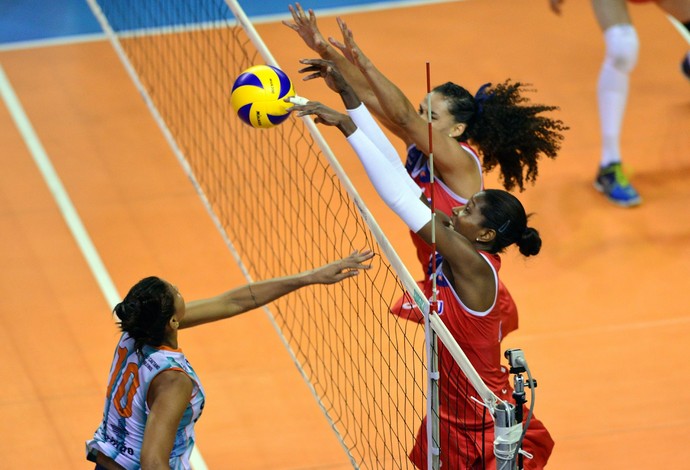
[[407, 254, 554, 469], [405, 142, 480, 269], [393, 144, 518, 339]]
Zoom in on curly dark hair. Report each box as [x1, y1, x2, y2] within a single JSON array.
[[434, 80, 568, 191]]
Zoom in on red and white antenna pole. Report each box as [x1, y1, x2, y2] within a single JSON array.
[[425, 61, 441, 470]]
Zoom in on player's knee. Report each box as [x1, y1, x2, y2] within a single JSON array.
[[603, 24, 639, 73]]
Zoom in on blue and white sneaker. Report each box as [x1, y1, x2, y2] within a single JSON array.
[[594, 162, 642, 207]]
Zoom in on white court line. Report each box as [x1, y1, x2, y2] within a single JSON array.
[[0, 0, 466, 51], [0, 63, 209, 470], [0, 33, 106, 52], [0, 64, 120, 308], [668, 15, 690, 45]]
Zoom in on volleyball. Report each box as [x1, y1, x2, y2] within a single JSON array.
[[231, 65, 296, 129]]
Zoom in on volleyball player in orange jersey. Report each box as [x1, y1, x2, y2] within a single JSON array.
[[291, 70, 554, 466], [549, 0, 690, 206], [86, 251, 373, 470], [285, 4, 566, 339]]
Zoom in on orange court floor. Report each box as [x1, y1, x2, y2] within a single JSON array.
[[1, 0, 689, 469]]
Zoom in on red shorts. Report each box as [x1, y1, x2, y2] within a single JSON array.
[[409, 414, 554, 470]]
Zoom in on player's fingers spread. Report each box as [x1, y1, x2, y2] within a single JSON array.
[[329, 38, 345, 49], [289, 4, 301, 21], [297, 65, 319, 75], [352, 250, 374, 262], [299, 58, 326, 67]]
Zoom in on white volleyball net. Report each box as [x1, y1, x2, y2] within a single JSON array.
[[86, 1, 511, 468]]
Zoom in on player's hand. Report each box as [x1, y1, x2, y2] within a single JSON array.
[[310, 250, 375, 284], [292, 100, 356, 134], [284, 3, 330, 55], [298, 58, 350, 94], [329, 17, 370, 71]]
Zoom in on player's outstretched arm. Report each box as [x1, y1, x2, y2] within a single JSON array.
[[181, 250, 374, 328]]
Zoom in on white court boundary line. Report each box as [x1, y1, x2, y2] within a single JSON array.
[[0, 33, 105, 52], [667, 15, 690, 45], [0, 64, 210, 470], [0, 0, 466, 52], [0, 64, 120, 308]]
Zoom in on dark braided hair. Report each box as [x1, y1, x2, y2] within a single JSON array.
[[478, 189, 541, 257], [433, 80, 568, 191], [113, 276, 176, 354]]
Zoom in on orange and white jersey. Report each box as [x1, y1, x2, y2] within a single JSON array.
[[87, 333, 205, 469]]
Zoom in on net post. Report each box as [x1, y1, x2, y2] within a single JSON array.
[[512, 371, 526, 469], [493, 402, 518, 470]]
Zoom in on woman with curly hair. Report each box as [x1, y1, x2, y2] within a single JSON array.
[[285, 4, 567, 332]]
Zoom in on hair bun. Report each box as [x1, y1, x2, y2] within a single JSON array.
[[114, 298, 142, 323], [518, 226, 542, 257], [114, 301, 129, 322]]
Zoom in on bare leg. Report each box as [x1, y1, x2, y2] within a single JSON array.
[[591, 0, 632, 30]]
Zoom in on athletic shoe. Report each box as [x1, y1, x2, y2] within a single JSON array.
[[682, 53, 690, 82], [593, 162, 642, 207]]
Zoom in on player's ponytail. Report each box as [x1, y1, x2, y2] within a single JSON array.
[[517, 226, 542, 257], [440, 80, 567, 192], [479, 189, 540, 257]]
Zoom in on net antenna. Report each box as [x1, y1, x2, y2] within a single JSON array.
[[424, 62, 441, 470]]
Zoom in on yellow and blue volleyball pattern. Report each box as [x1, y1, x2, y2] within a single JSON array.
[[230, 65, 296, 128]]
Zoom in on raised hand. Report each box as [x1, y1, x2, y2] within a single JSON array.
[[283, 3, 330, 54], [311, 250, 375, 284], [298, 58, 351, 94], [329, 17, 370, 71]]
